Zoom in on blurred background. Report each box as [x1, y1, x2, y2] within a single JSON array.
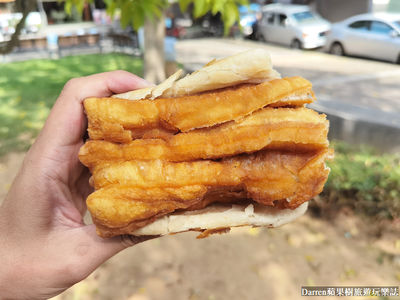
[[0, 0, 399, 299]]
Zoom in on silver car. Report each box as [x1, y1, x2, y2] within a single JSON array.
[[256, 4, 331, 49], [325, 13, 400, 63]]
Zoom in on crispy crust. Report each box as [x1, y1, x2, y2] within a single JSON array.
[[79, 107, 328, 168], [90, 149, 329, 192], [79, 50, 332, 239], [85, 77, 315, 142], [87, 149, 331, 237]]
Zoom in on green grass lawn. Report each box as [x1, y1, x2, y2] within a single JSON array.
[[0, 53, 143, 156]]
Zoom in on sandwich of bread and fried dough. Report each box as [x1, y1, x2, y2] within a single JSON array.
[[79, 49, 333, 238]]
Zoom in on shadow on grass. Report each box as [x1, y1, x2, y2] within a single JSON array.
[[0, 53, 143, 156]]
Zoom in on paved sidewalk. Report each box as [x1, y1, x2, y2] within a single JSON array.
[[175, 38, 400, 116]]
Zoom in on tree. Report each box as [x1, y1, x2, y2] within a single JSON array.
[[0, 0, 37, 55], [2, 0, 248, 83], [98, 0, 249, 83]]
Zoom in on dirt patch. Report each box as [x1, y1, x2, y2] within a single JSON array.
[[53, 212, 400, 300]]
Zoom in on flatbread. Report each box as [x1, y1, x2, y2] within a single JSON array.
[[133, 202, 308, 237]]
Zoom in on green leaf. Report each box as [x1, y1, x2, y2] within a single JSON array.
[[237, 0, 249, 5], [104, 0, 117, 16], [141, 0, 168, 21], [221, 1, 239, 35], [120, 1, 133, 28], [179, 0, 192, 12], [64, 1, 72, 15], [63, 0, 244, 36], [64, 0, 94, 15], [193, 0, 212, 18], [132, 4, 145, 30], [212, 0, 226, 15]]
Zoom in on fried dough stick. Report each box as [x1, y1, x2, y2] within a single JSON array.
[[90, 149, 331, 207], [87, 149, 331, 237], [91, 149, 326, 188], [85, 77, 315, 142], [88, 185, 208, 237], [79, 107, 329, 168]]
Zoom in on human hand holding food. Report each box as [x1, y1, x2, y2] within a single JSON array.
[[0, 49, 332, 300], [0, 71, 152, 300], [79, 50, 332, 238]]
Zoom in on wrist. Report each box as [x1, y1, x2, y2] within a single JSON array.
[[0, 209, 32, 300], [0, 225, 17, 299]]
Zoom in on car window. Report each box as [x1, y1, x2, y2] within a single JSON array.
[[348, 20, 370, 31], [261, 13, 267, 24], [278, 14, 287, 26], [267, 13, 275, 24], [261, 12, 274, 25], [292, 11, 318, 23], [370, 21, 393, 35]]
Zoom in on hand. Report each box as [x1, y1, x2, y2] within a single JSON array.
[[0, 71, 153, 300]]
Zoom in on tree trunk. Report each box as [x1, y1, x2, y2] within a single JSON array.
[[143, 14, 166, 84]]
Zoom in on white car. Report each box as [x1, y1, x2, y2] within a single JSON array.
[[256, 4, 331, 49], [325, 13, 400, 63]]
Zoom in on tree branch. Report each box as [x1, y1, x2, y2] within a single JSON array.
[[0, 0, 37, 55]]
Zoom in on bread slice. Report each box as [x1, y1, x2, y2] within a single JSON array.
[[80, 49, 331, 239], [112, 49, 281, 101], [132, 202, 308, 237]]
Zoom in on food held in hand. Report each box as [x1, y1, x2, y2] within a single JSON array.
[[79, 49, 333, 238]]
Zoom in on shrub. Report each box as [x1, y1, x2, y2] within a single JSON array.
[[314, 141, 400, 220]]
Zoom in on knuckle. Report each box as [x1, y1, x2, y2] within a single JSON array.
[[63, 77, 81, 92]]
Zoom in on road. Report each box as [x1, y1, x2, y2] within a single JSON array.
[[176, 38, 400, 124]]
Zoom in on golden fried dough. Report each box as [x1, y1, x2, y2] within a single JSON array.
[[87, 150, 331, 237], [90, 149, 327, 190], [88, 185, 207, 237], [79, 49, 332, 238], [79, 107, 328, 168], [85, 77, 315, 142]]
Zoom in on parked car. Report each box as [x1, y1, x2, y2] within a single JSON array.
[[239, 3, 261, 38], [166, 14, 224, 39], [325, 13, 400, 63], [256, 4, 331, 49]]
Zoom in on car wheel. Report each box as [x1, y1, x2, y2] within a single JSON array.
[[290, 39, 302, 49], [397, 53, 400, 64], [248, 24, 258, 40], [256, 31, 266, 42], [330, 42, 345, 56]]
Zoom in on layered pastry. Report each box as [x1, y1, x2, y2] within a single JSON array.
[[79, 49, 332, 238]]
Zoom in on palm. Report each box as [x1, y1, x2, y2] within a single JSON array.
[[0, 71, 152, 300], [51, 142, 92, 228]]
